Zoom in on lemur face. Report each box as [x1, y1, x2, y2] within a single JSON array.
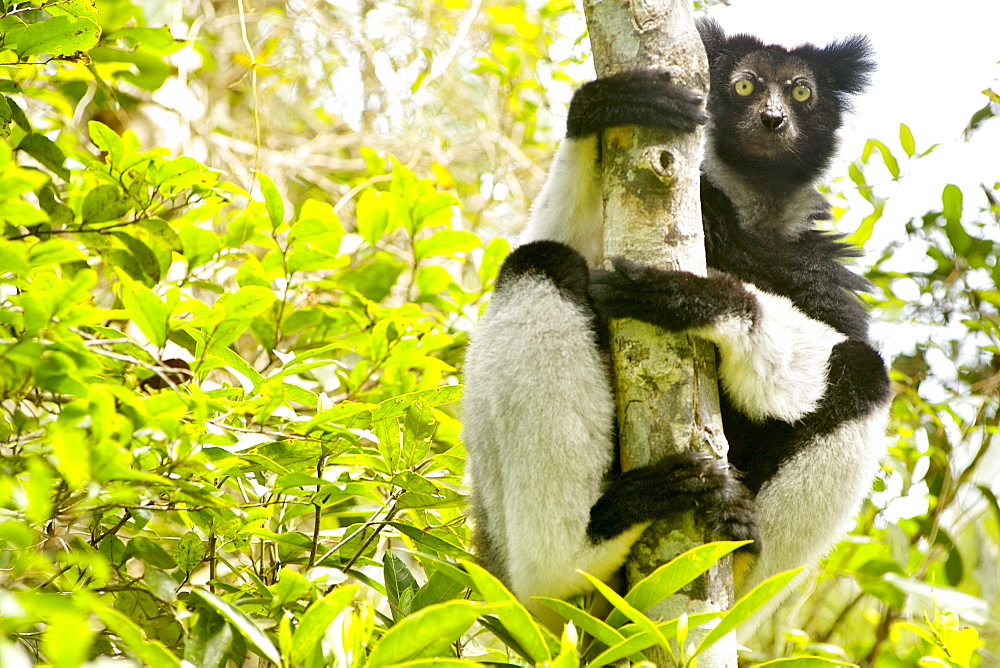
[[727, 53, 817, 159]]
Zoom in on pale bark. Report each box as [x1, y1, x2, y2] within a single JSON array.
[[580, 0, 736, 665]]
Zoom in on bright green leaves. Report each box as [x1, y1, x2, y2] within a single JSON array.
[[453, 542, 804, 666], [367, 600, 486, 666], [8, 10, 101, 61], [116, 271, 173, 348], [287, 587, 358, 666], [414, 229, 481, 261], [40, 607, 96, 668], [257, 171, 285, 229], [1, 3, 506, 668], [191, 590, 281, 665], [175, 531, 206, 574], [2, 129, 486, 667], [89, 120, 125, 170], [19, 133, 70, 180], [896, 609, 980, 668], [357, 188, 396, 246], [356, 157, 462, 246]]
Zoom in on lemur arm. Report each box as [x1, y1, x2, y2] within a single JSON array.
[[589, 259, 851, 424], [522, 71, 708, 266]]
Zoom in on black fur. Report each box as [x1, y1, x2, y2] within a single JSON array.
[[496, 239, 593, 306], [701, 178, 872, 341], [589, 259, 759, 332], [567, 21, 886, 552], [567, 69, 709, 138]]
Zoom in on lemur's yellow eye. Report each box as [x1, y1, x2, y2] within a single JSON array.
[[734, 79, 755, 96], [792, 84, 812, 102]]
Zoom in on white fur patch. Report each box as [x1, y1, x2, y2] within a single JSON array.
[[521, 136, 605, 266], [694, 285, 847, 423], [463, 274, 638, 610]]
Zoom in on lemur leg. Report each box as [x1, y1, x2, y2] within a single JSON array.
[[463, 242, 643, 616], [736, 339, 890, 620], [463, 242, 759, 627]]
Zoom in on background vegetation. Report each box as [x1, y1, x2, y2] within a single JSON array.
[[0, 0, 997, 665]]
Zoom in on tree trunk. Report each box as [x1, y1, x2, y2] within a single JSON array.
[[580, 0, 736, 665]]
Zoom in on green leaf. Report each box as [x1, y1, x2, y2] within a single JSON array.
[[89, 120, 124, 167], [41, 609, 95, 668], [942, 183, 963, 225], [175, 531, 206, 573], [366, 600, 484, 667], [478, 236, 509, 286], [356, 188, 396, 246], [390, 523, 471, 561], [410, 569, 466, 612], [28, 238, 86, 267], [868, 139, 900, 179], [257, 171, 284, 229], [462, 561, 553, 663], [0, 95, 13, 138], [23, 459, 55, 526], [184, 607, 233, 668], [385, 661, 484, 668], [846, 200, 884, 248], [116, 269, 169, 348], [128, 535, 177, 570], [414, 229, 481, 260], [45, 0, 99, 21], [145, 568, 179, 603], [412, 190, 459, 231], [112, 231, 161, 282], [106, 26, 184, 54], [579, 571, 673, 661], [694, 567, 803, 656], [899, 123, 916, 158], [92, 607, 182, 668], [754, 658, 854, 667], [612, 541, 746, 628], [15, 15, 101, 58], [589, 613, 721, 666], [384, 552, 418, 621], [289, 587, 357, 666], [271, 568, 313, 607], [19, 133, 70, 180], [82, 184, 131, 224], [534, 597, 625, 649], [51, 428, 90, 489], [372, 386, 463, 420], [210, 345, 265, 392], [0, 239, 29, 275], [190, 589, 281, 665]]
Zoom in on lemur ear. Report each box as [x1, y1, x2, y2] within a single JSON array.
[[816, 35, 877, 96], [697, 18, 726, 65]]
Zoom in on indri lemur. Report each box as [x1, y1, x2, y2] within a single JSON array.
[[462, 19, 891, 635]]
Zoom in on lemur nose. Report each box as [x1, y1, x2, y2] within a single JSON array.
[[761, 112, 786, 131]]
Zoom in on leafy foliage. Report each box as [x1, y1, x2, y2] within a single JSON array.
[[1, 0, 999, 666], [0, 2, 493, 665]]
